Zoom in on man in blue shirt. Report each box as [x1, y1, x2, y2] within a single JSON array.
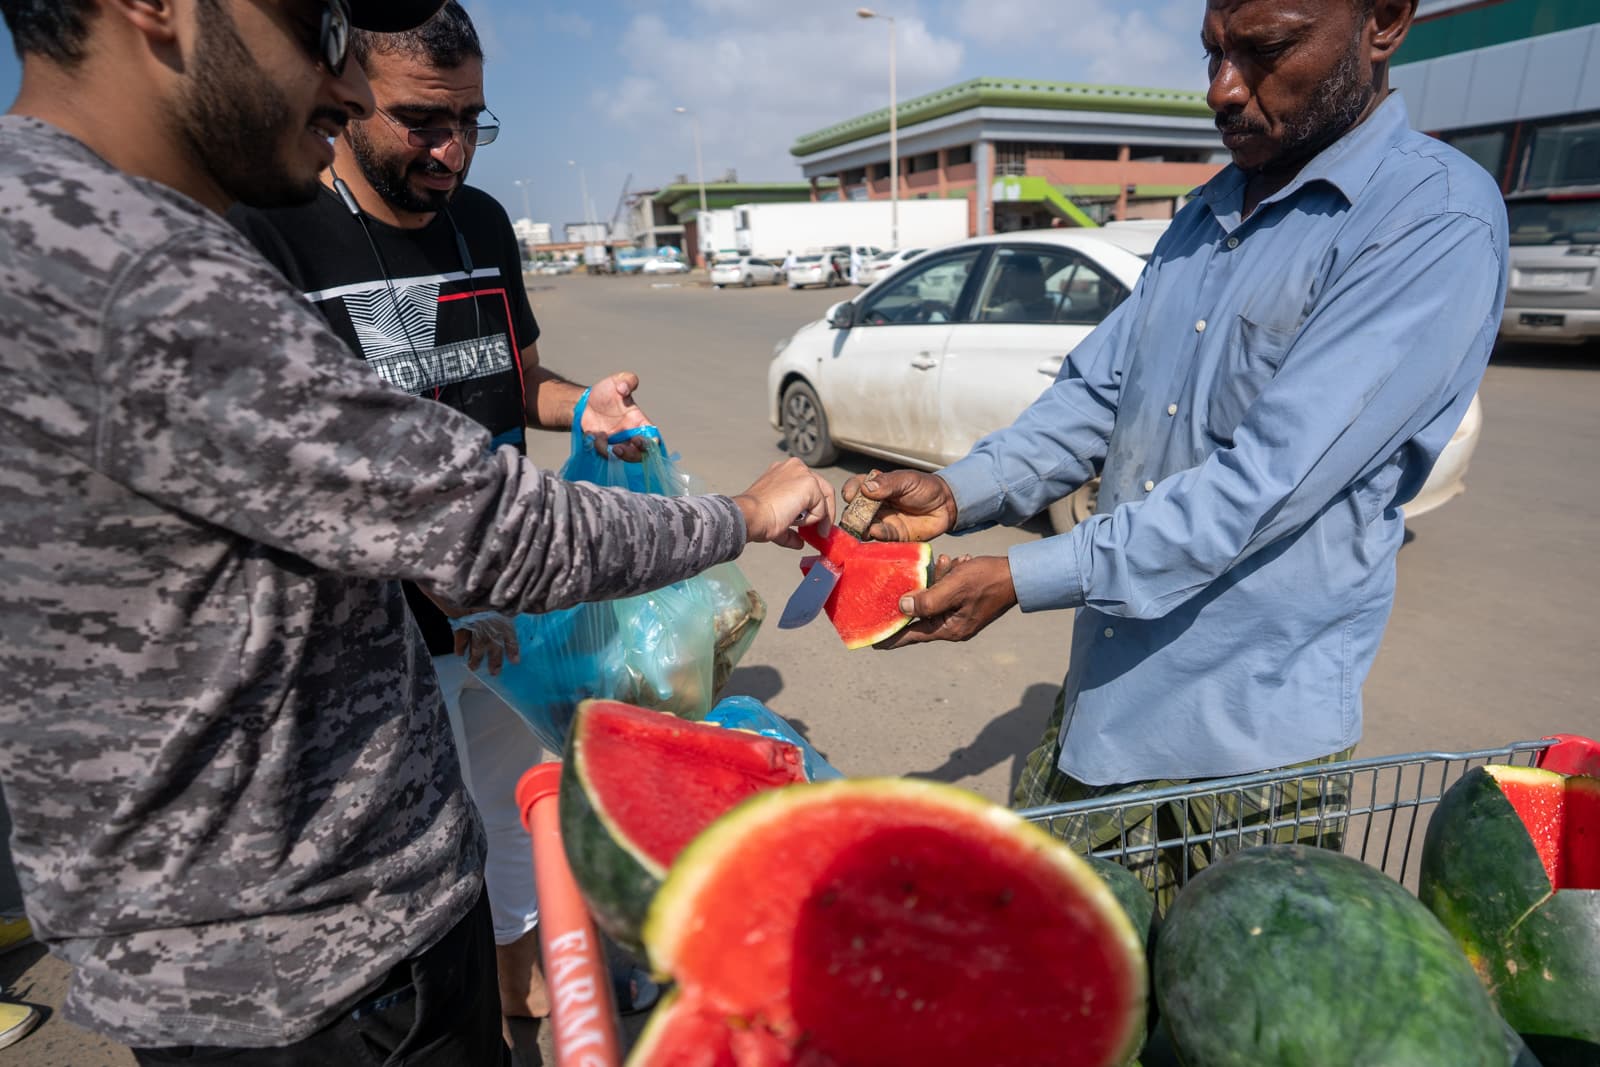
[[849, 0, 1508, 850]]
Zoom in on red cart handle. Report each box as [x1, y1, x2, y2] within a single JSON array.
[[517, 763, 623, 1067], [1537, 734, 1600, 777]]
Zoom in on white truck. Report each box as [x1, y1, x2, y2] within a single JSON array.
[[734, 200, 968, 260]]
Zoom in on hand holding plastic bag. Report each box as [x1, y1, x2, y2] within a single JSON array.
[[449, 612, 521, 674]]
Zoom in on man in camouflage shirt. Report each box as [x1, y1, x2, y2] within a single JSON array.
[[0, 0, 834, 1060]]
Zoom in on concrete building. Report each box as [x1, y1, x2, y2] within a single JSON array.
[[564, 221, 609, 245], [1392, 0, 1600, 192], [513, 219, 553, 247], [790, 77, 1227, 235]]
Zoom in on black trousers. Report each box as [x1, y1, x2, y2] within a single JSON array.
[[132, 890, 511, 1067]]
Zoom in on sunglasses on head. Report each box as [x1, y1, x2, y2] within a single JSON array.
[[375, 107, 501, 149]]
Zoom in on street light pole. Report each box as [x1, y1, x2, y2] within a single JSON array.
[[857, 8, 897, 251], [567, 159, 593, 229], [512, 177, 532, 223], [674, 106, 709, 263]]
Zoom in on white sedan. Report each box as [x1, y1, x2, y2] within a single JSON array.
[[640, 257, 689, 275], [711, 256, 782, 288], [785, 252, 848, 289], [767, 227, 1482, 533], [858, 248, 927, 287]]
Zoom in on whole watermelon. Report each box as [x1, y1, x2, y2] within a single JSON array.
[[1154, 844, 1508, 1067]]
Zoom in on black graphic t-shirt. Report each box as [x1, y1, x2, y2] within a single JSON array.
[[233, 185, 541, 654]]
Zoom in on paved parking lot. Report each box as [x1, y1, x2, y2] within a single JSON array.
[[6, 269, 1598, 1066]]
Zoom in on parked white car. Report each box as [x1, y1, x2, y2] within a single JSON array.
[[1498, 187, 1600, 345], [786, 252, 848, 289], [858, 248, 927, 287], [641, 256, 689, 275], [711, 256, 782, 288], [768, 227, 1483, 532]]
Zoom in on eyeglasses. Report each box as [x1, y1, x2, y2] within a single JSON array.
[[375, 107, 501, 149]]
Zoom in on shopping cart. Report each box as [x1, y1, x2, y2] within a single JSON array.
[[1017, 733, 1599, 905]]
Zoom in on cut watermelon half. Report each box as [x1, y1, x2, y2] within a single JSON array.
[[1419, 763, 1600, 1053], [632, 778, 1147, 1067], [560, 700, 811, 953], [796, 525, 930, 650]]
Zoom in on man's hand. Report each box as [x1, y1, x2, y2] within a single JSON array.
[[452, 613, 521, 675], [579, 372, 652, 461], [877, 554, 1017, 648], [734, 459, 837, 550], [841, 469, 959, 543]]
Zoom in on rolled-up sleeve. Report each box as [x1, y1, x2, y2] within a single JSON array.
[[1007, 211, 1502, 615]]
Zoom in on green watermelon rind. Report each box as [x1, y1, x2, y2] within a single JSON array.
[[1154, 844, 1508, 1067], [643, 777, 1149, 1067], [1418, 765, 1600, 1048], [559, 738, 665, 956], [559, 700, 808, 957]]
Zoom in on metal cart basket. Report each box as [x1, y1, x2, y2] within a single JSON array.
[[1017, 735, 1596, 906]]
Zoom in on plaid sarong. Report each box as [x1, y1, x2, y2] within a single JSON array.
[[1014, 685, 1355, 914]]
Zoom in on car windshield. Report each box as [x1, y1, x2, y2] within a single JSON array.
[[1508, 196, 1600, 246]]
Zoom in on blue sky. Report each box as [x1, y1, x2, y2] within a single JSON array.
[[1, 0, 1207, 231]]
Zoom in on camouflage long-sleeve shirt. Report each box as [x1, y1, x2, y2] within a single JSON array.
[[0, 116, 746, 1048]]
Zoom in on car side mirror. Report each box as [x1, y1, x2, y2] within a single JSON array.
[[826, 301, 856, 330]]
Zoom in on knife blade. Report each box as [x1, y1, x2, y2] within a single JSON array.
[[777, 558, 841, 629]]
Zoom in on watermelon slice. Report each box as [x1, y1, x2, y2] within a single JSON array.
[[796, 525, 930, 650], [560, 700, 811, 953], [632, 778, 1147, 1067], [1419, 765, 1600, 1059]]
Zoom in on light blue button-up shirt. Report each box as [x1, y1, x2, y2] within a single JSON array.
[[939, 95, 1508, 785]]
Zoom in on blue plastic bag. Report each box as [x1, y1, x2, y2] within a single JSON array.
[[466, 395, 766, 751], [705, 696, 843, 780]]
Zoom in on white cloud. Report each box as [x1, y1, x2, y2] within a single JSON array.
[[955, 0, 1206, 91], [590, 4, 964, 185], [547, 9, 595, 39]]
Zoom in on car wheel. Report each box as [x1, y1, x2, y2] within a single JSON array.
[[788, 282, 800, 290], [714, 283, 724, 289], [743, 273, 754, 288], [1047, 478, 1100, 535], [825, 273, 838, 288], [781, 381, 839, 467]]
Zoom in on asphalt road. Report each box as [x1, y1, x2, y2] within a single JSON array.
[[5, 269, 1598, 1065]]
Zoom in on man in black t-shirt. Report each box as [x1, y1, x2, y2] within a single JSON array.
[[232, 3, 652, 1023]]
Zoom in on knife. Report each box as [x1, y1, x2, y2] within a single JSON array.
[[776, 494, 882, 630], [777, 557, 841, 629]]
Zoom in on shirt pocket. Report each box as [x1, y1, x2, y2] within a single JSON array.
[[1205, 314, 1297, 444]]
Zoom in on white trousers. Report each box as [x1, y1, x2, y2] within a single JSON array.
[[433, 655, 546, 946]]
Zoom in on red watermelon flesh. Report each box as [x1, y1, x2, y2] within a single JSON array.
[[796, 525, 930, 650], [1489, 766, 1600, 890], [574, 700, 808, 871], [637, 779, 1147, 1067]]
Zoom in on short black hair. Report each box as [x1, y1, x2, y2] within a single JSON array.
[[1, 0, 95, 63], [351, 0, 482, 69]]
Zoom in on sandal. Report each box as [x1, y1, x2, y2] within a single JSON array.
[[612, 965, 662, 1016]]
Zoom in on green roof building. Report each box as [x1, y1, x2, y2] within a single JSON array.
[[789, 77, 1226, 235]]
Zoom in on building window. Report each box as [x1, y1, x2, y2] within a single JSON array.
[[946, 145, 973, 167], [1522, 117, 1600, 190]]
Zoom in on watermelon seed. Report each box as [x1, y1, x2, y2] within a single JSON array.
[[851, 936, 865, 951], [912, 999, 926, 1012], [828, 963, 842, 976], [903, 895, 918, 909], [869, 967, 884, 984], [895, 989, 909, 1000], [997, 888, 1014, 907], [818, 889, 838, 908]]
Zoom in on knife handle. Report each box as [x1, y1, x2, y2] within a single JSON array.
[[838, 494, 883, 541]]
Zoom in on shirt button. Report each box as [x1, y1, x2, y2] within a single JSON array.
[[1143, 480, 1156, 492], [1226, 236, 1240, 249], [1103, 627, 1115, 638], [1195, 319, 1207, 333], [1167, 403, 1178, 416]]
